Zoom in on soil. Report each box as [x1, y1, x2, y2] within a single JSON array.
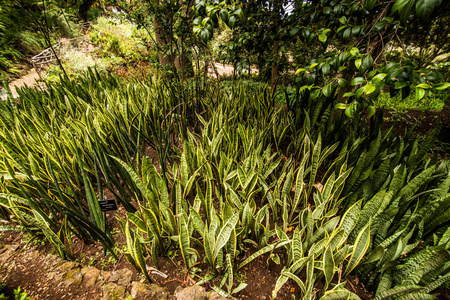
[[382, 108, 442, 137], [0, 224, 374, 300], [381, 108, 450, 159], [0, 67, 43, 100]]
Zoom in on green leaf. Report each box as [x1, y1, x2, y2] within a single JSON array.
[[364, 84, 376, 95], [338, 78, 348, 87], [290, 26, 301, 37], [416, 0, 442, 20], [343, 92, 355, 98], [111, 156, 150, 200], [415, 87, 426, 101], [141, 206, 160, 238], [231, 282, 247, 295], [191, 209, 205, 238], [434, 82, 450, 90], [323, 247, 335, 286], [345, 103, 356, 118], [219, 9, 229, 23], [362, 55, 374, 73], [295, 68, 306, 75], [350, 47, 360, 56], [238, 240, 290, 270], [367, 105, 376, 117], [234, 7, 244, 21], [323, 83, 332, 97], [425, 71, 443, 81], [339, 200, 361, 239], [392, 0, 412, 14], [375, 285, 423, 300], [335, 103, 348, 110], [319, 34, 328, 43], [214, 213, 239, 259], [395, 81, 408, 89], [423, 271, 450, 293], [416, 83, 431, 89], [344, 223, 370, 277], [228, 15, 236, 28], [273, 271, 289, 299], [127, 213, 147, 233], [350, 77, 365, 86], [179, 216, 190, 267], [365, 0, 378, 9], [292, 227, 304, 261], [320, 290, 361, 300], [372, 73, 387, 83], [200, 29, 211, 43], [343, 28, 351, 39], [281, 271, 306, 294], [322, 63, 330, 76]]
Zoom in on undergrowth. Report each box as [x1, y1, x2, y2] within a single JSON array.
[[0, 69, 448, 299]]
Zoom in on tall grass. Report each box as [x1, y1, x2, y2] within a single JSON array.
[[0, 68, 448, 298]]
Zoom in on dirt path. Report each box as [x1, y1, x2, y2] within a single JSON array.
[[0, 62, 246, 101], [211, 63, 258, 77], [1, 59, 250, 101], [0, 68, 42, 100]]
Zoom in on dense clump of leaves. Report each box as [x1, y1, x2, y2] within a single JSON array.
[[0, 69, 448, 298]]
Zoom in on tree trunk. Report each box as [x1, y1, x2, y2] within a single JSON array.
[[174, 0, 194, 80], [78, 0, 95, 22], [438, 99, 450, 143], [175, 47, 194, 79], [270, 0, 282, 90], [271, 39, 280, 89], [153, 19, 171, 67]]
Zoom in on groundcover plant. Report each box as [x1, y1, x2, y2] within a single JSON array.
[[0, 69, 448, 299]]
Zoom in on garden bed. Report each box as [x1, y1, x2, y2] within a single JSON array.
[[0, 71, 449, 300]]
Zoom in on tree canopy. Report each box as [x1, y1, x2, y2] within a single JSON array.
[[192, 0, 450, 116]]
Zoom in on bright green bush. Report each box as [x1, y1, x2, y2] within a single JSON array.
[[90, 17, 155, 64], [374, 91, 447, 111]]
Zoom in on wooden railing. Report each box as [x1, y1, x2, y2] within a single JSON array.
[[30, 23, 93, 80]]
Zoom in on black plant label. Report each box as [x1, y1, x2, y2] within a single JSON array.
[[98, 199, 118, 212]]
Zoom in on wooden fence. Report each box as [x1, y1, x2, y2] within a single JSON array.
[[30, 22, 93, 80]]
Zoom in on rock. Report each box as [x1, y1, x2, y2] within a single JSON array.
[[209, 292, 227, 300], [109, 268, 133, 286], [63, 268, 83, 286], [59, 261, 80, 271], [45, 254, 64, 268], [130, 282, 168, 300], [102, 282, 127, 300], [81, 267, 100, 287], [0, 246, 13, 262], [47, 271, 62, 281], [101, 270, 112, 282], [175, 285, 208, 300]]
